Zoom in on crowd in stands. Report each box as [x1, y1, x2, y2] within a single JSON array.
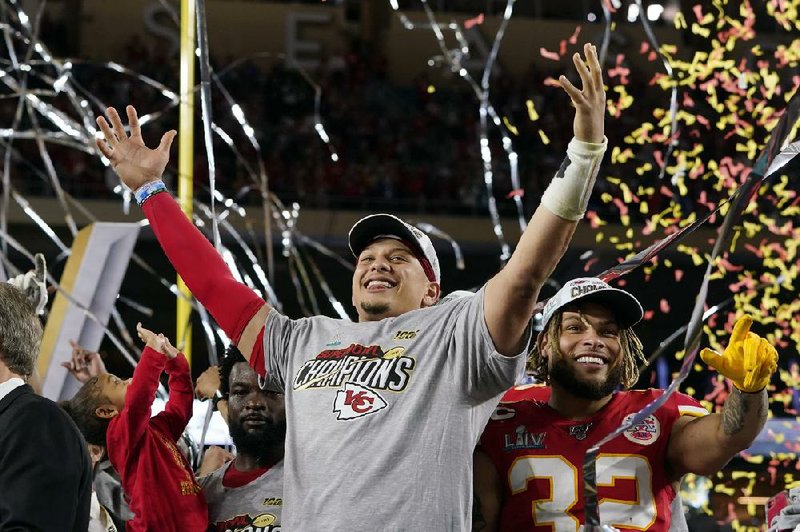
[[2, 27, 706, 222]]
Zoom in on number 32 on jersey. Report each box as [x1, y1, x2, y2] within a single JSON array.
[[509, 454, 657, 531]]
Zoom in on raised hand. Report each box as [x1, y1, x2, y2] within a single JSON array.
[[136, 322, 179, 360], [700, 315, 778, 393], [95, 105, 176, 191], [558, 43, 606, 144], [195, 366, 221, 401], [7, 253, 48, 315], [198, 446, 234, 477], [61, 340, 107, 384]]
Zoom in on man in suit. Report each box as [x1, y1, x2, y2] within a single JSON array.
[[0, 280, 92, 531]]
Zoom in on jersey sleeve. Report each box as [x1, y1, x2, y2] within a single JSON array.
[[670, 391, 709, 419], [447, 285, 529, 402], [658, 390, 709, 436]]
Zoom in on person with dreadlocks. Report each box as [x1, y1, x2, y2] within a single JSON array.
[[473, 277, 777, 532]]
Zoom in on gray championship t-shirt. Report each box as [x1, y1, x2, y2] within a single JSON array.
[[200, 460, 283, 531], [261, 286, 527, 531]]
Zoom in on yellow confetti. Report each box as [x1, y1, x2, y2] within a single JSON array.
[[502, 117, 518, 136], [525, 99, 539, 121], [538, 130, 550, 145]]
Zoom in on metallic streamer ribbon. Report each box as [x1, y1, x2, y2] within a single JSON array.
[[390, 0, 524, 262], [195, 0, 220, 251], [633, 0, 679, 180], [582, 93, 800, 528], [414, 222, 466, 270]]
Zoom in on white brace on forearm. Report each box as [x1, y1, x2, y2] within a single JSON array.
[[540, 136, 608, 221]]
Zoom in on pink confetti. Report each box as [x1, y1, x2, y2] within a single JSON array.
[[653, 150, 664, 169], [506, 188, 524, 199], [567, 25, 582, 45], [692, 4, 705, 22], [674, 269, 683, 282], [744, 244, 762, 257], [612, 198, 629, 216], [585, 210, 603, 228], [607, 54, 630, 85], [718, 258, 744, 272], [660, 299, 670, 313], [463, 13, 484, 30], [540, 48, 561, 62]]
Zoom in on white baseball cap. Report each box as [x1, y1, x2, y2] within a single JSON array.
[[541, 277, 643, 329], [348, 214, 441, 284]]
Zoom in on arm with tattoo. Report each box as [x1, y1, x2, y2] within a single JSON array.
[[721, 386, 767, 438], [666, 315, 775, 479], [666, 387, 768, 479]]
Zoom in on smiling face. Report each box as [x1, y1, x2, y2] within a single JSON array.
[[351, 238, 440, 322], [227, 362, 286, 458], [543, 302, 624, 400]]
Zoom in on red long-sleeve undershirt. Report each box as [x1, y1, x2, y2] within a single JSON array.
[[142, 191, 265, 374]]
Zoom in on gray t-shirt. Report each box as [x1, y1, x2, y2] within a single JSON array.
[[261, 286, 527, 531], [200, 460, 283, 531]]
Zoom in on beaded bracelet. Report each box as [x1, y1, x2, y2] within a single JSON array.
[[134, 180, 167, 206]]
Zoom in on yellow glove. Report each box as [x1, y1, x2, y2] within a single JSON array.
[[700, 315, 778, 393]]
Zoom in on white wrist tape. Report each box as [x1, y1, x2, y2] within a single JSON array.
[[540, 136, 608, 221]]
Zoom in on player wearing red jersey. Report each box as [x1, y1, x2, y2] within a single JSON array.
[[474, 277, 777, 532]]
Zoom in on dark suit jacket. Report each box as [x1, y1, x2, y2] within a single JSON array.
[[0, 384, 92, 531]]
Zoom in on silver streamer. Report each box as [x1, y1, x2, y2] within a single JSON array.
[[389, 0, 524, 262], [0, 0, 358, 389], [633, 0, 679, 180], [414, 221, 465, 270], [195, 0, 221, 250], [581, 94, 800, 527]]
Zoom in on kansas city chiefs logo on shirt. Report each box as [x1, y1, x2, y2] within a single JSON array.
[[333, 382, 388, 420]]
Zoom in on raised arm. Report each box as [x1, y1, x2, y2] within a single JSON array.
[[117, 346, 168, 442], [485, 43, 607, 355], [139, 327, 196, 441], [95, 106, 269, 362], [667, 316, 777, 477]]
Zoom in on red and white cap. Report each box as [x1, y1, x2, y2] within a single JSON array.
[[348, 214, 441, 284], [541, 277, 643, 329]]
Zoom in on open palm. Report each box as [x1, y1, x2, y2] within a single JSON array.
[[95, 105, 176, 191]]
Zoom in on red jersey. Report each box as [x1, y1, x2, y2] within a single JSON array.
[[107, 347, 208, 531], [479, 386, 707, 532]]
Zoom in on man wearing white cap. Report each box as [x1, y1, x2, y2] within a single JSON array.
[[474, 277, 778, 532], [97, 43, 606, 531]]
